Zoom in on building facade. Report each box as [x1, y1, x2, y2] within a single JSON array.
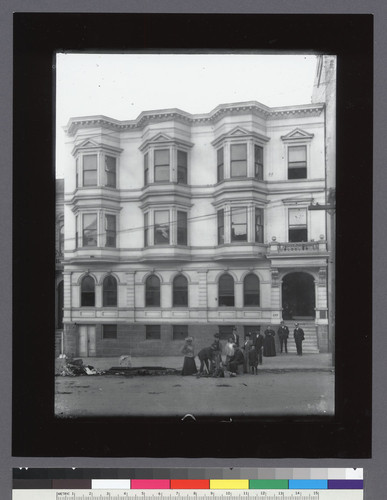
[[61, 100, 331, 358], [55, 179, 64, 357]]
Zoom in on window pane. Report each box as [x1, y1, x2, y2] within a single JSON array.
[[83, 214, 97, 246], [217, 148, 224, 182], [289, 146, 306, 162], [103, 275, 117, 306], [146, 275, 160, 306], [173, 275, 188, 306], [217, 209, 224, 245], [154, 149, 169, 165], [154, 165, 170, 182], [146, 325, 161, 340], [83, 155, 98, 186], [144, 213, 148, 247], [177, 211, 188, 246], [103, 324, 117, 339], [231, 207, 247, 242], [288, 167, 307, 179], [219, 274, 234, 306], [173, 325, 188, 340], [105, 214, 116, 247], [255, 145, 263, 180], [144, 153, 149, 185], [105, 156, 116, 188], [244, 274, 260, 306], [231, 160, 247, 177], [289, 208, 307, 225], [177, 150, 187, 167], [289, 228, 308, 242], [231, 144, 247, 161], [81, 276, 95, 306], [255, 207, 264, 243], [154, 211, 170, 244]]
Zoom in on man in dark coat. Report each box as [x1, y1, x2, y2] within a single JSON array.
[[253, 330, 264, 364], [277, 320, 290, 353], [197, 346, 214, 374], [293, 322, 305, 355], [229, 345, 244, 374]]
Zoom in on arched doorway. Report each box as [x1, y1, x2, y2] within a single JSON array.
[[282, 272, 315, 320]]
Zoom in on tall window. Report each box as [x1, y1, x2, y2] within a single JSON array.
[[154, 211, 170, 244], [255, 207, 264, 243], [82, 213, 97, 247], [230, 144, 247, 177], [254, 145, 264, 180], [173, 325, 188, 340], [177, 211, 188, 246], [81, 275, 95, 306], [75, 215, 78, 248], [173, 275, 188, 307], [57, 280, 64, 329], [103, 275, 117, 307], [231, 207, 247, 242], [217, 209, 224, 245], [154, 149, 170, 182], [288, 208, 308, 242], [218, 325, 234, 340], [144, 152, 149, 186], [105, 156, 116, 188], [144, 213, 149, 247], [244, 274, 260, 306], [146, 325, 161, 340], [288, 145, 307, 179], [103, 324, 117, 339], [105, 214, 116, 247], [177, 150, 188, 184], [219, 273, 234, 306], [145, 275, 160, 307], [217, 147, 224, 182], [76, 158, 79, 188], [83, 154, 98, 186]]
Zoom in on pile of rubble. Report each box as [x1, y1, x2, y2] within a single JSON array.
[[55, 356, 105, 377]]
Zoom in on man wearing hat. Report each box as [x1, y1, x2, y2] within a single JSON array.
[[293, 322, 305, 356], [277, 320, 290, 354]]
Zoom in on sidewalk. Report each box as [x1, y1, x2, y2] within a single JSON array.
[[61, 353, 334, 373]]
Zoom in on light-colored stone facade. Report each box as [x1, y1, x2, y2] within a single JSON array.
[[61, 100, 331, 357]]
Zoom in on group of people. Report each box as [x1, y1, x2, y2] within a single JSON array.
[[181, 322, 305, 377]]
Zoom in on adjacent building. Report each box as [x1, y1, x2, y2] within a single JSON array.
[[60, 98, 331, 358]]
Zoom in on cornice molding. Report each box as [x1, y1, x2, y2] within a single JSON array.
[[65, 101, 325, 136]]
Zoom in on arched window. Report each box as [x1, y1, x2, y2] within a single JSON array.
[[81, 275, 95, 307], [173, 275, 188, 307], [146, 275, 160, 307], [103, 275, 117, 307], [244, 273, 260, 306], [218, 273, 234, 306]]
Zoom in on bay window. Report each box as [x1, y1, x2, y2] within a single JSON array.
[[105, 155, 116, 188], [177, 150, 188, 184], [82, 213, 97, 247], [154, 210, 170, 244], [154, 149, 170, 182], [230, 144, 247, 177], [105, 214, 116, 247], [83, 155, 98, 186], [231, 207, 247, 242]]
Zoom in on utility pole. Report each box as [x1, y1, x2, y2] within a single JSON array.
[[308, 187, 336, 364]]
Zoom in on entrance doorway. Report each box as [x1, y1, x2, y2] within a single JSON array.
[[78, 325, 96, 356], [282, 272, 315, 320]]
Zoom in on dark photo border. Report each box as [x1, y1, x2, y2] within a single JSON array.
[[13, 13, 373, 457]]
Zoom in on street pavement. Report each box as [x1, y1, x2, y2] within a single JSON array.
[[55, 353, 334, 418], [58, 353, 333, 372]]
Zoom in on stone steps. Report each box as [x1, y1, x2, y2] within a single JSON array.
[[281, 321, 319, 353]]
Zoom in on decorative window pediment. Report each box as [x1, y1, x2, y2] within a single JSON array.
[[139, 133, 194, 152], [72, 138, 123, 156], [281, 128, 314, 142], [212, 127, 270, 147]]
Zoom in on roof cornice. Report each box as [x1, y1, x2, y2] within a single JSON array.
[[65, 101, 325, 136]]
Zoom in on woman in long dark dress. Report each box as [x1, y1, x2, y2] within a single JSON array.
[[263, 326, 276, 357], [181, 337, 198, 375]]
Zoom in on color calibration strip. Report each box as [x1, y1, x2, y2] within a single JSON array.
[[13, 468, 363, 490]]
